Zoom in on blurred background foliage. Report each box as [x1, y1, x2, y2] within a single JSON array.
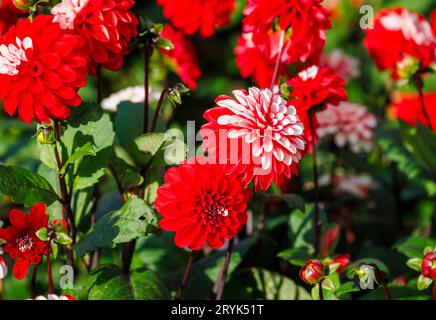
[[0, 0, 435, 300]]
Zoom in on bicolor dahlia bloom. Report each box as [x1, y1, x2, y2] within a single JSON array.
[[235, 32, 287, 88], [0, 203, 49, 280], [160, 24, 201, 90], [335, 174, 376, 199], [389, 92, 436, 131], [299, 259, 325, 284], [422, 251, 436, 280], [242, 0, 331, 65], [155, 157, 251, 250], [32, 294, 77, 300], [201, 87, 306, 191], [0, 0, 24, 35], [316, 102, 377, 153], [157, 0, 235, 38], [364, 8, 436, 80], [320, 49, 360, 82], [0, 256, 7, 279], [287, 65, 347, 149], [0, 15, 87, 123], [51, 0, 138, 75]]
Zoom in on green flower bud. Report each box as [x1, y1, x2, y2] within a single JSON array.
[[36, 126, 55, 145]]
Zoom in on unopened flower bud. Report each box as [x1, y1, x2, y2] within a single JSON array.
[[421, 251, 436, 280], [299, 259, 325, 284], [13, 0, 37, 10], [396, 55, 419, 80], [36, 126, 55, 145], [0, 257, 7, 279]]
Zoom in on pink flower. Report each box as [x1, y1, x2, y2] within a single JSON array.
[[335, 174, 376, 199], [316, 102, 377, 153], [201, 87, 306, 191], [320, 49, 360, 82]]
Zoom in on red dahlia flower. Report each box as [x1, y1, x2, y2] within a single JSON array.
[[389, 92, 436, 131], [299, 259, 325, 284], [235, 32, 287, 88], [421, 251, 436, 280], [51, 0, 138, 75], [316, 102, 377, 153], [0, 15, 87, 124], [0, 0, 25, 35], [155, 157, 251, 250], [201, 87, 306, 191], [0, 203, 49, 280], [157, 0, 235, 38], [242, 0, 330, 65], [364, 8, 436, 81], [287, 65, 347, 149], [160, 24, 201, 90]]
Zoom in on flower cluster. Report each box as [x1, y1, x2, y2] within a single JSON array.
[[236, 0, 331, 85], [316, 102, 377, 153], [364, 8, 436, 81]]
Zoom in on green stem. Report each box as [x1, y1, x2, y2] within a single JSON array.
[[175, 251, 196, 300], [414, 74, 433, 130], [46, 252, 54, 295]]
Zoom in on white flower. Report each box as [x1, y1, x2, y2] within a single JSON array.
[[0, 257, 7, 280], [316, 102, 377, 153], [320, 49, 360, 82], [101, 86, 161, 112]]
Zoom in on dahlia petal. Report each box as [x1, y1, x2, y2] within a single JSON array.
[[13, 259, 31, 280], [29, 202, 48, 230]]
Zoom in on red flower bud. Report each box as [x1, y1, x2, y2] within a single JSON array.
[[299, 259, 325, 284], [421, 251, 436, 280], [329, 253, 350, 273]]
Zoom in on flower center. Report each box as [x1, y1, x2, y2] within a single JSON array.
[[16, 234, 34, 253], [0, 37, 33, 76], [198, 193, 229, 227], [204, 204, 229, 218]]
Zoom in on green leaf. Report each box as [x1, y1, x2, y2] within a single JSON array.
[[417, 275, 433, 291], [60, 142, 96, 175], [249, 268, 311, 300], [88, 266, 170, 300], [55, 232, 73, 245], [399, 122, 436, 176], [156, 36, 174, 50], [335, 282, 360, 297], [328, 263, 341, 274], [394, 236, 436, 259], [36, 227, 47, 241], [321, 277, 336, 291], [0, 164, 59, 206], [129, 132, 184, 167], [406, 258, 423, 272], [277, 247, 310, 267], [109, 158, 143, 190], [114, 102, 144, 151], [62, 104, 115, 190], [75, 196, 159, 256]]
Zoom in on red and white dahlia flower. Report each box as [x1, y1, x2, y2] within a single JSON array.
[[155, 157, 251, 250], [316, 102, 377, 153], [157, 0, 235, 38], [51, 0, 138, 75], [201, 87, 306, 191], [364, 8, 436, 80], [0, 203, 49, 280], [320, 49, 360, 82], [160, 24, 201, 90], [0, 15, 87, 123], [32, 294, 77, 300]]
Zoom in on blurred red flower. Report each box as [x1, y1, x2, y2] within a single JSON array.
[[0, 15, 88, 123], [155, 157, 251, 250], [201, 87, 306, 191], [389, 92, 436, 131], [235, 32, 287, 88], [364, 8, 436, 80], [157, 0, 235, 38], [242, 0, 330, 65], [328, 253, 350, 273], [0, 203, 49, 280], [51, 0, 138, 75], [0, 0, 25, 35], [287, 65, 347, 150], [160, 24, 201, 90]]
